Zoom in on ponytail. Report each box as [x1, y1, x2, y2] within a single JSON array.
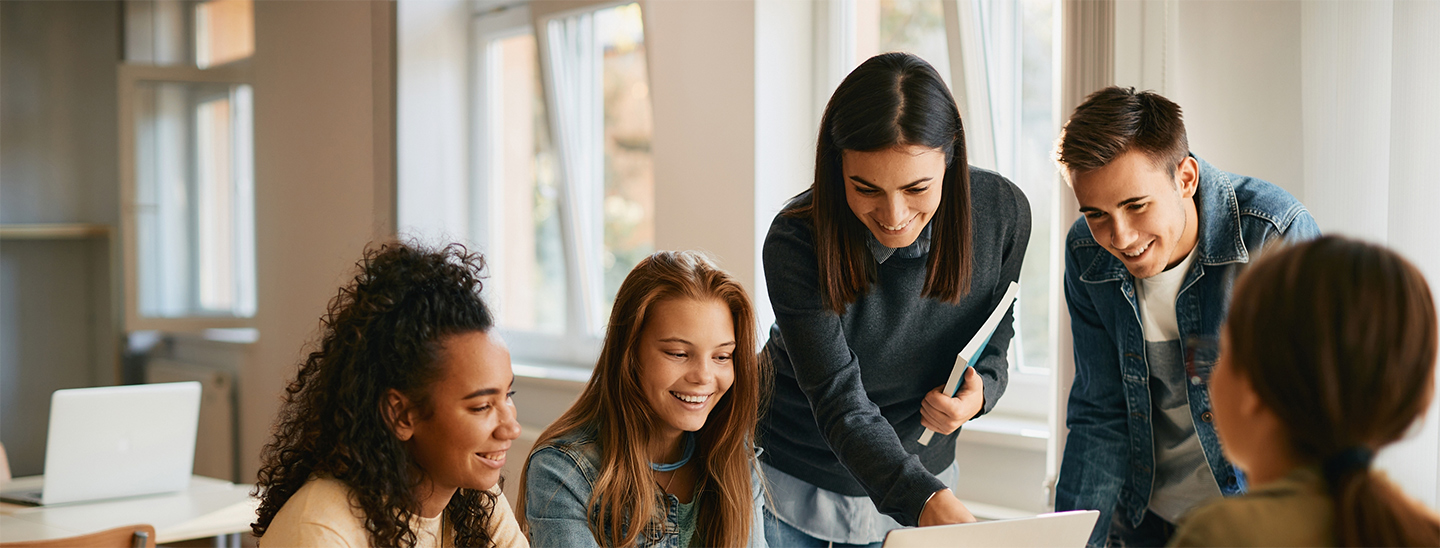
[[1226, 236, 1440, 547], [1331, 468, 1440, 547]]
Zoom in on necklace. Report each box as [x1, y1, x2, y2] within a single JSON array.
[[659, 464, 682, 494], [649, 432, 695, 472], [651, 432, 695, 494]]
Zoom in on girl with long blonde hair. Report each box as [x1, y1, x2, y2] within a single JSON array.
[[517, 250, 768, 547]]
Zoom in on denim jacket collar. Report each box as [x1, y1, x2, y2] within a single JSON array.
[[1080, 154, 1249, 284]]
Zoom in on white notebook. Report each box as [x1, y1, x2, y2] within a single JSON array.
[[918, 281, 1019, 445]]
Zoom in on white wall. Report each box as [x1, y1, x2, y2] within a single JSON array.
[[646, 0, 757, 294], [1172, 0, 1304, 198], [754, 0, 819, 331], [242, 0, 397, 479]]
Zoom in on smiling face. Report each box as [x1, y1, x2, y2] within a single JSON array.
[[637, 297, 736, 441], [842, 145, 947, 249], [1073, 150, 1200, 279], [400, 330, 520, 499]]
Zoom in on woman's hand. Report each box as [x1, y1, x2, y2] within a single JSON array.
[[918, 489, 977, 526], [920, 367, 985, 434]]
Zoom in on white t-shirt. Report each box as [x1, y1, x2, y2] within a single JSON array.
[[1137, 248, 1195, 343], [1136, 247, 1222, 523], [261, 477, 528, 547]]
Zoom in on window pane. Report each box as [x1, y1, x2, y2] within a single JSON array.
[[492, 33, 567, 335], [125, 0, 254, 67], [596, 3, 654, 315], [981, 0, 1058, 373], [195, 0, 254, 68], [125, 0, 193, 65], [857, 0, 952, 86], [133, 81, 255, 318]]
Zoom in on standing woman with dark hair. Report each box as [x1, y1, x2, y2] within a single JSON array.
[[252, 243, 526, 547], [1170, 236, 1440, 547], [759, 52, 1031, 546]]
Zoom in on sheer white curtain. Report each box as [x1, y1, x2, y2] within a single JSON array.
[[540, 11, 606, 335], [944, 0, 999, 171]]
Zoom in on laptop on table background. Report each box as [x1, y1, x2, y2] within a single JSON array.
[[0, 381, 202, 506], [882, 510, 1100, 548]]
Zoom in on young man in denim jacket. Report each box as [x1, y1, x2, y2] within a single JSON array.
[[1053, 87, 1320, 547]]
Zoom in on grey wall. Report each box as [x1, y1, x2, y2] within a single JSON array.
[[1, 1, 121, 226], [0, 1, 121, 477]]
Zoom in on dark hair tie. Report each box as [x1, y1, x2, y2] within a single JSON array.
[[1322, 446, 1374, 484]]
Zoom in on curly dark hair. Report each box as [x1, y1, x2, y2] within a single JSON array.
[[252, 242, 501, 547]]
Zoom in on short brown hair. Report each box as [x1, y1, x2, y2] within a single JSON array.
[[1057, 86, 1189, 179]]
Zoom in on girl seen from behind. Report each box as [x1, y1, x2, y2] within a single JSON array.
[[517, 250, 768, 547], [253, 243, 526, 548], [1171, 236, 1440, 547]]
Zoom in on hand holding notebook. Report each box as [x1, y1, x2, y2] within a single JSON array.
[[918, 281, 1020, 445]]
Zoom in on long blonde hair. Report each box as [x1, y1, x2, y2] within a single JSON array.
[[517, 251, 765, 546]]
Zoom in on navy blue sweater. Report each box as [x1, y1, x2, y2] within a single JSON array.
[[757, 167, 1031, 525]]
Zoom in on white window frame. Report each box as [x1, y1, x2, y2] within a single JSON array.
[[469, 0, 644, 367], [118, 60, 257, 332]]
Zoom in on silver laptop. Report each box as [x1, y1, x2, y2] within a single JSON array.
[[882, 510, 1100, 548], [0, 382, 202, 506]]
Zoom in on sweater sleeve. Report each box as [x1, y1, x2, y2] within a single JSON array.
[[967, 174, 1031, 419], [763, 214, 946, 526], [487, 492, 530, 547]]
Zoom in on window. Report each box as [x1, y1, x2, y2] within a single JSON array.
[[132, 81, 255, 319], [979, 0, 1061, 378], [467, 1, 654, 365], [482, 29, 567, 336], [121, 0, 256, 330], [855, 0, 952, 87]]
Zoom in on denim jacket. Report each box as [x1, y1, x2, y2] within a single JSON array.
[[1055, 155, 1320, 547], [524, 427, 769, 547]]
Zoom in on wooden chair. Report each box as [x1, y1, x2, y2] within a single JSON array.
[[0, 524, 156, 548]]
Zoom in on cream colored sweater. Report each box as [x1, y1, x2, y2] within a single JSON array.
[[262, 477, 528, 547]]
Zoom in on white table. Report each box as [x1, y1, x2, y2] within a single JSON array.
[[0, 475, 258, 546]]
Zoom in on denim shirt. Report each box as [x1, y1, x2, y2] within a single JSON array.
[[1055, 155, 1320, 547], [524, 428, 769, 548]]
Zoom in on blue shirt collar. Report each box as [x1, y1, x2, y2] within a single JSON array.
[[865, 223, 932, 264]]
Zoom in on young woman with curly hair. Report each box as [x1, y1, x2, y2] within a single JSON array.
[[516, 250, 768, 547], [1169, 236, 1440, 547], [252, 242, 527, 547]]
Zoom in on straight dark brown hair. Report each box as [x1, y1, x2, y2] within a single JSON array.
[[1227, 236, 1440, 547], [1057, 86, 1189, 180], [787, 52, 972, 313]]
